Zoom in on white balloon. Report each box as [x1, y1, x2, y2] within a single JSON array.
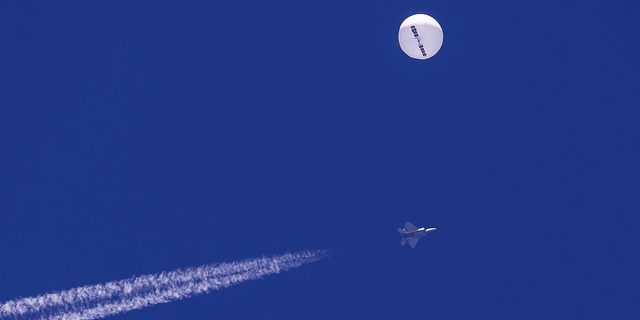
[[398, 14, 443, 60]]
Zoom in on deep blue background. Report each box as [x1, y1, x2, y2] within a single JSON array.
[[1, 1, 639, 319]]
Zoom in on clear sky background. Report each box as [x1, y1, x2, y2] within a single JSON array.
[[1, 1, 639, 319]]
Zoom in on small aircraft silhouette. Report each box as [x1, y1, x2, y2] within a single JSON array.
[[398, 221, 437, 248]]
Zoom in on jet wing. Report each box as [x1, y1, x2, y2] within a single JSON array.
[[404, 221, 418, 231], [407, 237, 420, 248]]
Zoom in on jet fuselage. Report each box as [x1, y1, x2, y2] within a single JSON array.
[[398, 222, 436, 248]]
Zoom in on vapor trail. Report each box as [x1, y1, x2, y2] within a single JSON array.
[[0, 250, 327, 320]]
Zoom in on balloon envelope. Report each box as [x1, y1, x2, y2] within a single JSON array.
[[398, 14, 443, 60]]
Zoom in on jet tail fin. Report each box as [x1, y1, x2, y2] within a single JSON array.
[[398, 227, 404, 234], [401, 239, 406, 246]]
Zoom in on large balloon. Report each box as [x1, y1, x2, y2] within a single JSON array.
[[398, 14, 443, 60]]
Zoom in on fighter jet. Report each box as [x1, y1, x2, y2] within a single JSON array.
[[398, 221, 436, 248]]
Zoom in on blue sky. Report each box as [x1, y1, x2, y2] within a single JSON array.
[[1, 1, 639, 319]]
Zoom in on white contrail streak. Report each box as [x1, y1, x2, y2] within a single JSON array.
[[0, 250, 327, 320]]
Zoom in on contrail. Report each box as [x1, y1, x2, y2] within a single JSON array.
[[0, 250, 327, 320]]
